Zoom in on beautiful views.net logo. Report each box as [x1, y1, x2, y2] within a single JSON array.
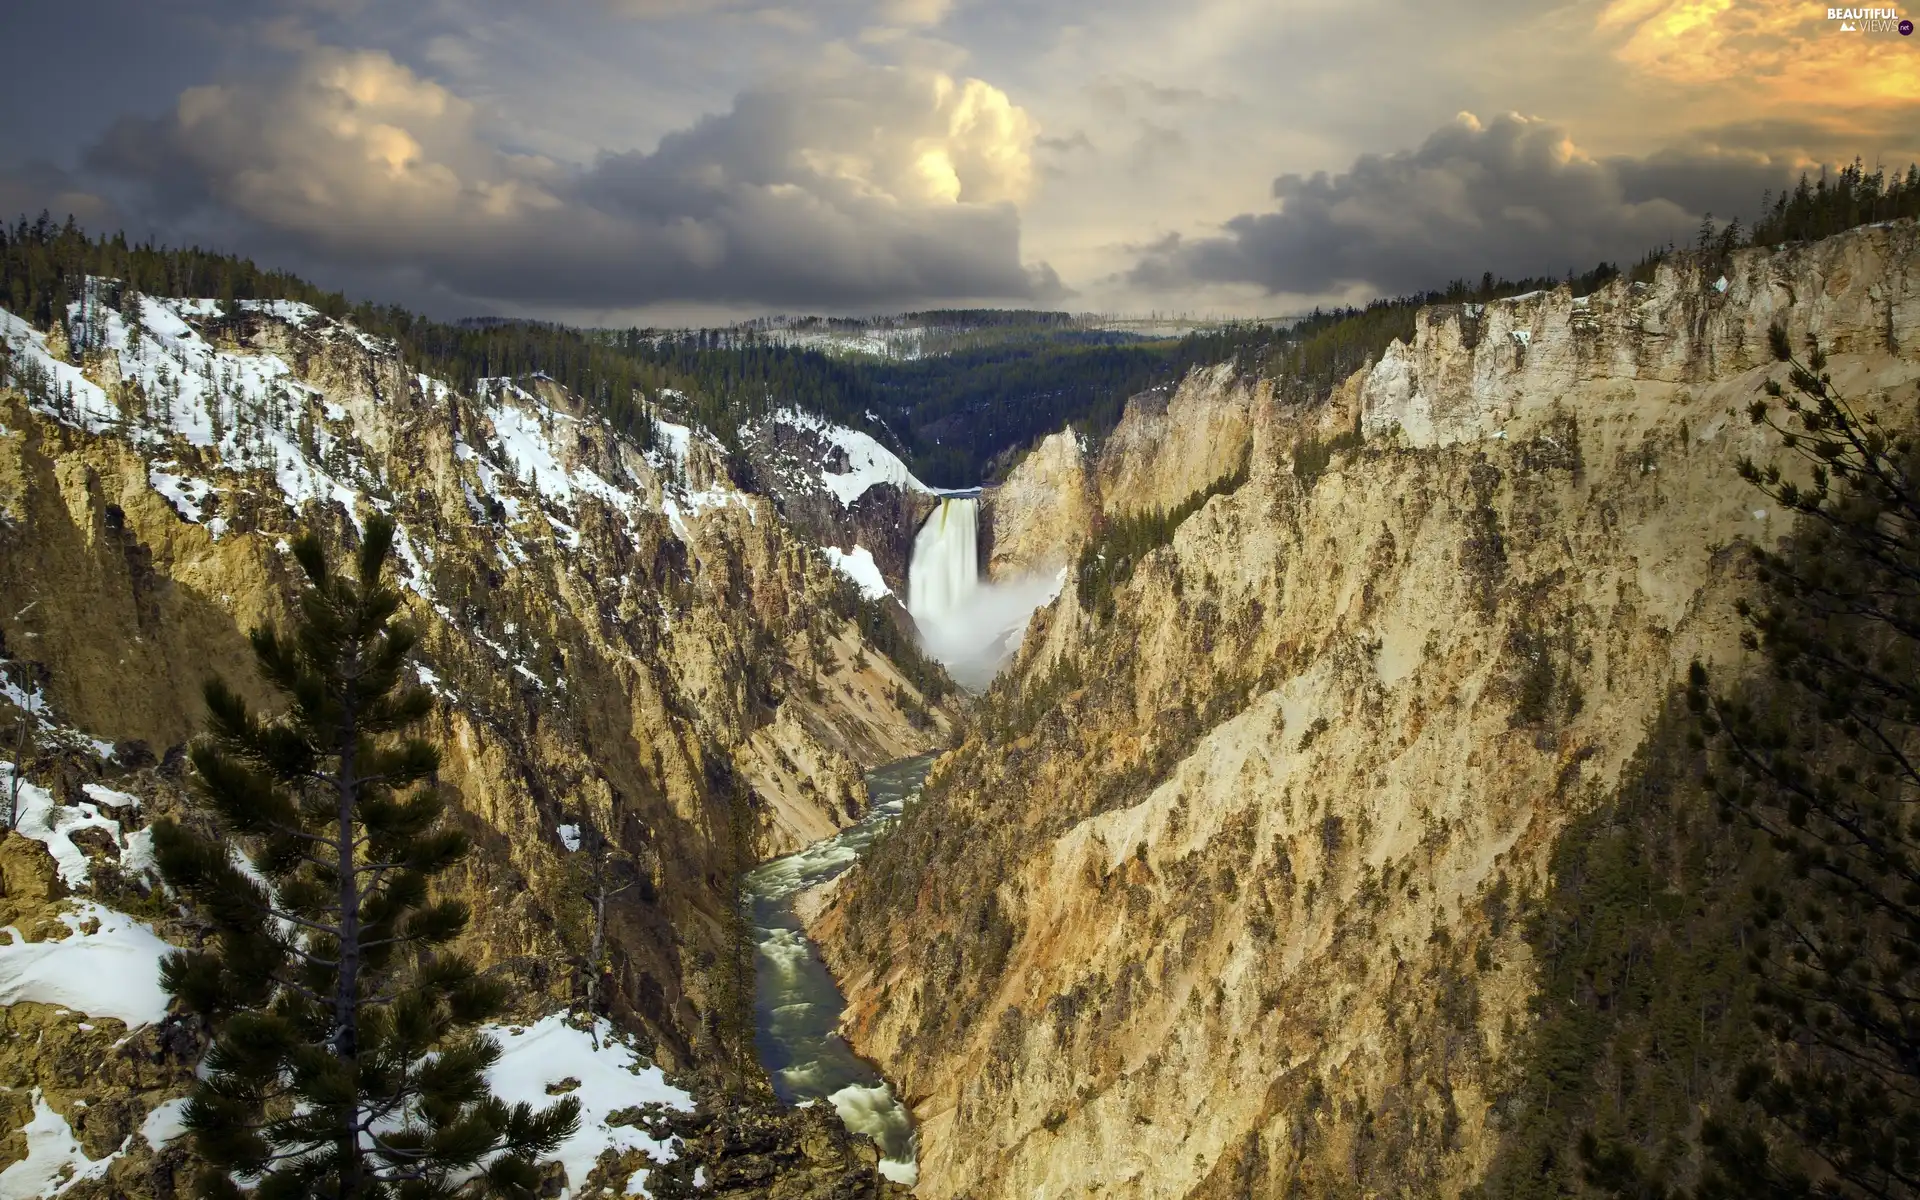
[[1826, 6, 1914, 32]]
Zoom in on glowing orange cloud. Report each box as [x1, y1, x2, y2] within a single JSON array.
[[1597, 0, 1920, 108]]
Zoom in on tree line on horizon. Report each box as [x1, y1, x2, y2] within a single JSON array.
[[4, 158, 1918, 486]]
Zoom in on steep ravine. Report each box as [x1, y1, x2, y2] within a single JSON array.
[[0, 294, 954, 1195], [808, 222, 1920, 1197]]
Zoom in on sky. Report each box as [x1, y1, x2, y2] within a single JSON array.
[[1, 0, 1916, 324]]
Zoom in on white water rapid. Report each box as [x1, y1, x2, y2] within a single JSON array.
[[906, 496, 1064, 691], [744, 756, 932, 1186]]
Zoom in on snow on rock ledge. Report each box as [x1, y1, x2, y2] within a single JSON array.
[[769, 409, 930, 508], [0, 1090, 117, 1197], [484, 1013, 694, 1195], [0, 763, 141, 889], [0, 901, 173, 1028], [822, 545, 892, 599]]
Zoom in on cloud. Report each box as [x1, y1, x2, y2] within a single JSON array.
[[1597, 0, 1920, 110], [605, 0, 945, 28], [0, 162, 119, 230], [1085, 74, 1212, 115], [1129, 111, 1799, 297], [85, 45, 1055, 315], [876, 0, 952, 26], [1125, 121, 1189, 175], [1036, 131, 1094, 155], [603, 0, 760, 17]]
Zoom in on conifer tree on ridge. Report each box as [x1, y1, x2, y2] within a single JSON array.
[[154, 514, 579, 1199]]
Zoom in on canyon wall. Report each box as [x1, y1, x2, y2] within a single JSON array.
[[811, 222, 1920, 1198], [985, 429, 1093, 582], [985, 362, 1260, 585], [0, 297, 948, 1195], [1095, 362, 1259, 517]]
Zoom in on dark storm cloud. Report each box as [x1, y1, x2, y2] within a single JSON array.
[[1129, 112, 1802, 296], [0, 162, 120, 232], [64, 44, 1054, 317]]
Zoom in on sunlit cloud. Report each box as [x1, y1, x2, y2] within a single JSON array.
[[82, 44, 1056, 316], [1598, 0, 1920, 108]]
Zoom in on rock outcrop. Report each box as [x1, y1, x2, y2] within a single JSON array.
[[985, 359, 1261, 585], [984, 429, 1094, 582], [812, 222, 1920, 1198], [736, 408, 938, 600], [1096, 362, 1258, 516]]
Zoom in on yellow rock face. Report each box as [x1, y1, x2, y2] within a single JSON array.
[[813, 222, 1920, 1199], [986, 429, 1095, 582]]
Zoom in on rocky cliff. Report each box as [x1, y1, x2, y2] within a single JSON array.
[[984, 430, 1093, 583], [0, 292, 949, 1195], [737, 407, 939, 604], [983, 362, 1262, 585], [1094, 363, 1258, 518], [811, 222, 1920, 1198]]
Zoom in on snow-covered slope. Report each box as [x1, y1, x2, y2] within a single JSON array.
[[761, 407, 930, 509]]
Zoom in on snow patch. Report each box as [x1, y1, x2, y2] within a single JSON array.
[[0, 310, 117, 434], [769, 409, 929, 507], [141, 1097, 191, 1150], [1, 763, 130, 888], [488, 402, 574, 506], [0, 1090, 116, 1197], [0, 901, 174, 1027], [484, 1014, 694, 1196], [119, 828, 157, 878], [654, 421, 693, 465], [821, 546, 891, 600], [79, 783, 140, 810], [237, 298, 318, 326], [148, 465, 217, 524]]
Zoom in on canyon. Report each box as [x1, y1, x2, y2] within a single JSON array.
[[0, 216, 1916, 1199], [0, 292, 953, 1196], [810, 221, 1920, 1198]]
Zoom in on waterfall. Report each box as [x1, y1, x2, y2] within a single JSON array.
[[906, 496, 1065, 690], [906, 497, 982, 634]]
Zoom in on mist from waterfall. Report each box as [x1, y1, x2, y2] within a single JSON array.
[[906, 496, 1064, 691]]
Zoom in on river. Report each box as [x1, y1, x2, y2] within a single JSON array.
[[742, 753, 933, 1187]]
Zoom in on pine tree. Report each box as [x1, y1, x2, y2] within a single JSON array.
[[557, 822, 637, 1025], [1686, 326, 1920, 1198], [153, 515, 579, 1199], [1696, 212, 1717, 258]]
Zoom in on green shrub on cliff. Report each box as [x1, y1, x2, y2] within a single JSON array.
[[1074, 452, 1252, 619]]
